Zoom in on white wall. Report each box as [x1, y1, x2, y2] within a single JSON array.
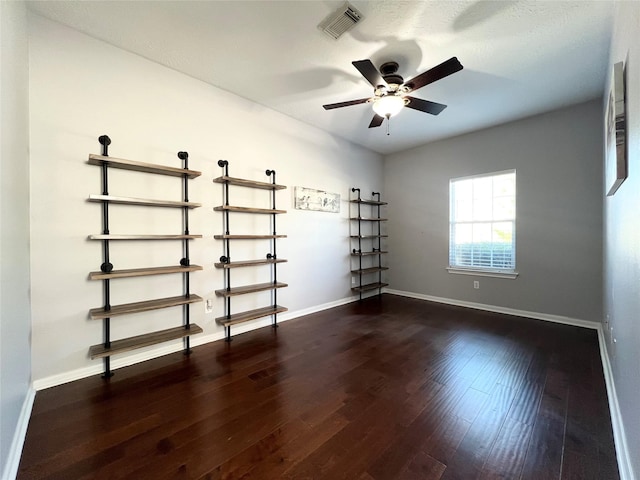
[[384, 101, 603, 322], [28, 14, 382, 385], [604, 2, 640, 479], [1, 1, 32, 478]]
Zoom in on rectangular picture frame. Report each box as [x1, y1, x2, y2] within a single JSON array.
[[294, 186, 340, 213], [605, 61, 628, 196]]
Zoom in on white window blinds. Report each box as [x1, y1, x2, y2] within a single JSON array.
[[449, 170, 516, 271]]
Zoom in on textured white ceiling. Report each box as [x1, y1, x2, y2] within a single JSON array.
[[27, 1, 614, 154]]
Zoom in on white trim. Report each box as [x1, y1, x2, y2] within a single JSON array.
[[384, 289, 599, 329], [33, 295, 359, 391], [446, 267, 519, 279], [450, 168, 517, 183], [597, 325, 635, 480], [1, 387, 35, 480]]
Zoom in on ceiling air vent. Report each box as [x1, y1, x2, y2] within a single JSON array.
[[319, 2, 364, 40]]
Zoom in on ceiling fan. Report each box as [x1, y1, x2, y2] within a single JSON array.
[[323, 57, 463, 132]]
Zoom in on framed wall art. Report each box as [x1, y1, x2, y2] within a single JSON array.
[[605, 61, 628, 196], [294, 186, 340, 213]]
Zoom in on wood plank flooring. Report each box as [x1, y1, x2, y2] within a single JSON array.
[[17, 294, 619, 480]]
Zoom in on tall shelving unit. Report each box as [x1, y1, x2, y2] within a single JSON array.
[[350, 187, 389, 300], [87, 135, 203, 378], [213, 160, 288, 341]]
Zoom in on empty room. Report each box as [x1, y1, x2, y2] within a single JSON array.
[[1, 1, 638, 479]]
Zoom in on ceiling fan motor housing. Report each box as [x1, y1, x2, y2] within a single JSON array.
[[379, 61, 404, 87]]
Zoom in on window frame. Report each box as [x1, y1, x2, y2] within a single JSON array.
[[447, 169, 519, 279]]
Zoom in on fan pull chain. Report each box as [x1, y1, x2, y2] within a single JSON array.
[[386, 114, 391, 136]]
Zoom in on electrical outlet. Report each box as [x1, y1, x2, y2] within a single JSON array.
[[473, 281, 480, 289], [205, 299, 213, 313]]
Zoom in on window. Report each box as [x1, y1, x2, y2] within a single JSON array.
[[448, 170, 516, 276]]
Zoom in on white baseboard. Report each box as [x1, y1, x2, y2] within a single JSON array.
[[384, 288, 600, 330], [1, 387, 35, 480], [597, 326, 635, 480], [33, 295, 359, 391]]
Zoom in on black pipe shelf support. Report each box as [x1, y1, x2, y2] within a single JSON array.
[[98, 135, 113, 377], [88, 135, 203, 378], [214, 161, 287, 342], [350, 188, 388, 301], [179, 151, 193, 355]]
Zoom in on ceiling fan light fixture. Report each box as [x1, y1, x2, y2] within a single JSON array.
[[372, 94, 405, 117]]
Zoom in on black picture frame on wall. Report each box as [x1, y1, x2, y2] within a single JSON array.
[[605, 60, 628, 196]]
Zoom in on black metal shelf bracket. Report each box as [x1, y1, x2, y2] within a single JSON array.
[[219, 161, 232, 335], [352, 188, 363, 300], [266, 169, 279, 329], [92, 136, 199, 377], [217, 163, 283, 341], [179, 151, 193, 354], [372, 192, 383, 296], [98, 135, 113, 378], [351, 188, 386, 300]]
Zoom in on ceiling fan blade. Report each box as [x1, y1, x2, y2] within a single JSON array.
[[404, 57, 463, 91], [405, 96, 448, 115], [352, 60, 385, 88], [368, 114, 384, 128], [322, 98, 370, 110]]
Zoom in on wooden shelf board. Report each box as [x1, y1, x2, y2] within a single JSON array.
[[351, 251, 389, 256], [89, 234, 202, 240], [215, 305, 288, 326], [89, 324, 203, 359], [350, 235, 389, 239], [214, 259, 288, 269], [215, 281, 288, 297], [351, 267, 390, 274], [214, 205, 286, 214], [89, 264, 203, 280], [350, 199, 387, 206], [213, 176, 286, 190], [349, 217, 388, 221], [351, 282, 389, 293], [214, 234, 287, 239], [89, 194, 201, 209], [88, 154, 201, 178], [89, 294, 203, 320]]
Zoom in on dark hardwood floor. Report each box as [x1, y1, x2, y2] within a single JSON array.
[[18, 294, 619, 480]]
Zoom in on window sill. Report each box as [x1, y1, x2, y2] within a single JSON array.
[[446, 267, 519, 279]]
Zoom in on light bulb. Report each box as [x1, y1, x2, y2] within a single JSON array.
[[372, 94, 405, 117]]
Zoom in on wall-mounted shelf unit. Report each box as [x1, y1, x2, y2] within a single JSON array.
[[87, 135, 203, 377], [350, 188, 389, 300], [214, 161, 287, 341]]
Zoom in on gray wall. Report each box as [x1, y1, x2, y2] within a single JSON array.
[[0, 0, 32, 477], [384, 100, 603, 322], [604, 2, 640, 479]]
